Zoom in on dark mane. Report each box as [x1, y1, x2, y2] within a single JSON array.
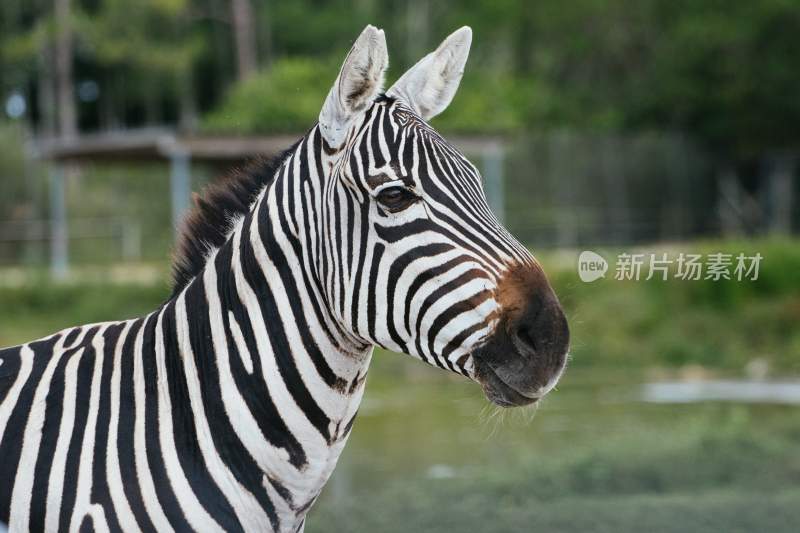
[[171, 147, 294, 295]]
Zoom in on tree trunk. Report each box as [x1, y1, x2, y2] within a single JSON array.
[[54, 0, 77, 139], [144, 77, 161, 125], [99, 71, 121, 131], [38, 44, 56, 138], [230, 0, 257, 80], [259, 0, 273, 69], [177, 69, 197, 132]]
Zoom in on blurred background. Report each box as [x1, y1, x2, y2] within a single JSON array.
[[1, 1, 799, 531]]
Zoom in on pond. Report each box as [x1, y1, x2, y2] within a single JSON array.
[[643, 380, 800, 404]]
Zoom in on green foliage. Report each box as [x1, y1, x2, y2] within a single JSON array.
[[626, 0, 800, 155], [203, 58, 536, 134], [202, 58, 337, 134], [0, 282, 168, 347], [76, 0, 200, 73], [547, 238, 800, 373], [266, 0, 375, 58], [414, 72, 535, 133], [2, 0, 798, 160], [0, 122, 30, 212], [0, 122, 45, 224], [200, 0, 800, 152]]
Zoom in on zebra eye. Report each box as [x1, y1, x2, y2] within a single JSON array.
[[376, 186, 418, 212]]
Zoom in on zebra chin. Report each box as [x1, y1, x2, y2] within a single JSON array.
[[471, 329, 569, 408]]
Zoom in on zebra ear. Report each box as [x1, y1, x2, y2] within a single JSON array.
[[387, 26, 472, 121], [319, 25, 388, 149]]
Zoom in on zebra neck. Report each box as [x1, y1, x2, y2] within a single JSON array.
[[158, 141, 372, 522]]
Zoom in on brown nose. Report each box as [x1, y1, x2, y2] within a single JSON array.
[[472, 264, 570, 406]]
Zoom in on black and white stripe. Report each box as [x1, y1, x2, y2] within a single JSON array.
[[0, 25, 564, 532]]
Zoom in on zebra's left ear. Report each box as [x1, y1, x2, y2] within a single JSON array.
[[387, 26, 472, 121], [319, 25, 389, 149]]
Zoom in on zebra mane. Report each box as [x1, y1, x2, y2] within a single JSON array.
[[171, 147, 294, 295]]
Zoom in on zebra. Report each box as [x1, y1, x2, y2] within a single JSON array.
[[0, 25, 569, 533]]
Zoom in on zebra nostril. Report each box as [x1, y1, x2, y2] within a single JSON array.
[[513, 324, 537, 356]]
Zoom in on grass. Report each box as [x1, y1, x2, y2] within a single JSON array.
[[309, 489, 800, 533], [0, 280, 168, 347], [308, 369, 800, 533], [545, 238, 800, 374]]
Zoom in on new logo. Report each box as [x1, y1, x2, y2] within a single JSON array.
[[578, 250, 608, 282]]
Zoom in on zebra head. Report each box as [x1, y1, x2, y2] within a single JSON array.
[[316, 26, 569, 407]]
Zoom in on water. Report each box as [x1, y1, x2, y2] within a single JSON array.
[[643, 380, 800, 404]]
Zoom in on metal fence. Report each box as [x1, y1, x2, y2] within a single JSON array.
[[504, 131, 797, 248], [0, 217, 142, 267], [0, 130, 796, 274], [504, 131, 716, 248]]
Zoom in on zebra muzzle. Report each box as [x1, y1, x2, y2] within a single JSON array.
[[472, 265, 570, 407]]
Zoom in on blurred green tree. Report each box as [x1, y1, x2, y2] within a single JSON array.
[[632, 0, 800, 158], [0, 0, 797, 163], [76, 0, 203, 129]]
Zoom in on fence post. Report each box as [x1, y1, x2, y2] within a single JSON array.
[[483, 142, 506, 223], [121, 219, 142, 261], [553, 131, 578, 247], [768, 155, 795, 235], [49, 164, 69, 280], [169, 148, 192, 237]]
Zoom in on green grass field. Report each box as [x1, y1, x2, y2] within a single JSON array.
[[307, 361, 800, 532]]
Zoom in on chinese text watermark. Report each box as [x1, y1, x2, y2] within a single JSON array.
[[578, 251, 762, 283]]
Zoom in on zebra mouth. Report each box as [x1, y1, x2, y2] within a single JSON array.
[[472, 357, 540, 408]]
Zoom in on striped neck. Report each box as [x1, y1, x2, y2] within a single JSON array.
[[167, 126, 372, 529]]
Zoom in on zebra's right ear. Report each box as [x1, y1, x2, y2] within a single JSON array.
[[319, 25, 388, 149]]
